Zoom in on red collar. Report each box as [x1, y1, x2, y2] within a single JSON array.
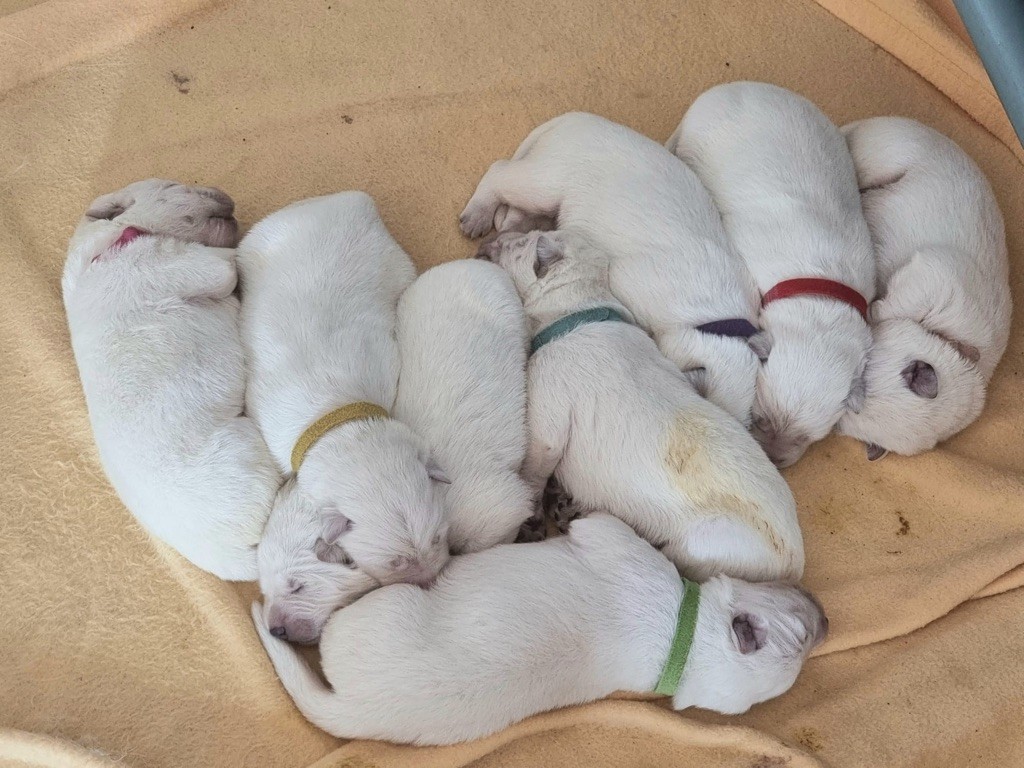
[[762, 278, 868, 320]]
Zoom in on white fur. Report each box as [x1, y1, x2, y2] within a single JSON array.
[[479, 230, 803, 583], [671, 82, 875, 466], [836, 117, 1011, 457], [252, 513, 827, 745], [62, 179, 279, 580], [394, 260, 533, 554], [459, 112, 762, 425], [237, 192, 449, 643]]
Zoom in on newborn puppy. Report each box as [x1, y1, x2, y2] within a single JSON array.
[[479, 230, 803, 583], [252, 513, 827, 745], [394, 260, 533, 554], [671, 82, 875, 466], [62, 179, 279, 580], [836, 117, 1011, 458], [238, 192, 450, 643], [460, 112, 762, 426]]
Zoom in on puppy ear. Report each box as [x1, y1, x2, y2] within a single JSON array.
[[534, 235, 564, 278], [314, 538, 355, 567], [85, 190, 132, 221], [320, 508, 352, 544], [844, 374, 867, 414], [901, 360, 938, 399], [732, 613, 768, 654], [748, 330, 773, 362], [865, 442, 889, 461], [426, 457, 451, 484]]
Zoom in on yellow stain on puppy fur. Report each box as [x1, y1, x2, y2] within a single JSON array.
[[663, 411, 783, 556]]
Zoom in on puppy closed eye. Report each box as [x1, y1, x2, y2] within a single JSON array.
[[287, 580, 305, 595]]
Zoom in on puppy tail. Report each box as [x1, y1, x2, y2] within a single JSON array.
[[251, 603, 351, 738]]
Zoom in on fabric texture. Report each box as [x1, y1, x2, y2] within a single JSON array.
[[0, 0, 1021, 765]]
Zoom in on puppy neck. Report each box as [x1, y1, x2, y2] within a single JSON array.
[[522, 270, 633, 336]]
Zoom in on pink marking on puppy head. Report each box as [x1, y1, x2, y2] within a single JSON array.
[[91, 226, 149, 263]]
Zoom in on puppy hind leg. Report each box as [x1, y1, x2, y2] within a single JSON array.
[[460, 159, 564, 239], [669, 517, 794, 583]]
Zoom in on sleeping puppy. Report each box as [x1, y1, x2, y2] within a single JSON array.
[[478, 229, 804, 583], [238, 192, 450, 644], [252, 513, 827, 745], [670, 82, 875, 466], [836, 117, 1011, 459], [62, 179, 280, 580], [394, 260, 533, 554], [459, 112, 763, 426]]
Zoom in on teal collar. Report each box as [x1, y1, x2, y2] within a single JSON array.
[[530, 306, 629, 356], [654, 577, 701, 696]]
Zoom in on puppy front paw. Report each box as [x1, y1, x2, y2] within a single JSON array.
[[515, 511, 548, 543], [459, 200, 497, 239]]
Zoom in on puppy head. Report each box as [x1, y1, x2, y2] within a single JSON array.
[[62, 178, 239, 302], [258, 479, 379, 644], [298, 419, 451, 588], [83, 178, 238, 247], [475, 229, 607, 306], [837, 319, 986, 457], [751, 313, 871, 467], [675, 576, 828, 714]]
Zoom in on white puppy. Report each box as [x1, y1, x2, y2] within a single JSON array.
[[394, 260, 533, 554], [62, 179, 280, 581], [459, 112, 763, 426], [836, 117, 1011, 459], [478, 230, 803, 583], [238, 192, 450, 644], [671, 82, 876, 466], [252, 513, 827, 745]]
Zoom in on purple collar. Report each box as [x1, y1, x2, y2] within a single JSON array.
[[695, 318, 759, 339]]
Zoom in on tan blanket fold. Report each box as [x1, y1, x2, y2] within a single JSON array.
[[1, 0, 1020, 765]]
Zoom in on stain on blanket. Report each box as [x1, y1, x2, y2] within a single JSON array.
[[170, 71, 191, 94], [663, 411, 782, 555], [750, 756, 789, 768], [896, 513, 910, 536], [794, 726, 824, 753]]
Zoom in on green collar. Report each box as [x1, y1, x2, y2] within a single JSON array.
[[654, 578, 701, 696], [530, 306, 629, 356]]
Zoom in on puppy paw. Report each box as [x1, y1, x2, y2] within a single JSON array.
[[459, 200, 497, 239], [515, 512, 548, 543]]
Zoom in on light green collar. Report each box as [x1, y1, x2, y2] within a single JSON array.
[[530, 306, 629, 356], [654, 578, 701, 696]]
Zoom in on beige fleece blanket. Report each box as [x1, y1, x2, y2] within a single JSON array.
[[1, 0, 1021, 765]]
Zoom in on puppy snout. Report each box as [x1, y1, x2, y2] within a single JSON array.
[[269, 625, 288, 640], [196, 186, 236, 217]]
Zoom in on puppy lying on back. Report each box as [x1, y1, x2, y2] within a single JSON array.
[[62, 179, 280, 580], [671, 82, 876, 466], [479, 230, 803, 583], [837, 117, 1011, 459], [394, 260, 533, 554], [459, 112, 763, 426], [252, 513, 827, 745], [238, 192, 450, 644]]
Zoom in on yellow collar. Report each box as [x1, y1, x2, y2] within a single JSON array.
[[290, 402, 389, 472]]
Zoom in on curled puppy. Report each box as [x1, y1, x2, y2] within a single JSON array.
[[479, 230, 803, 583], [62, 179, 279, 580], [671, 82, 875, 466], [238, 192, 450, 643], [459, 112, 763, 426], [394, 260, 533, 554], [836, 117, 1011, 459], [252, 513, 827, 745]]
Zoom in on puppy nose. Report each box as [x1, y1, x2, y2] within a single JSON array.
[[269, 625, 287, 640]]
